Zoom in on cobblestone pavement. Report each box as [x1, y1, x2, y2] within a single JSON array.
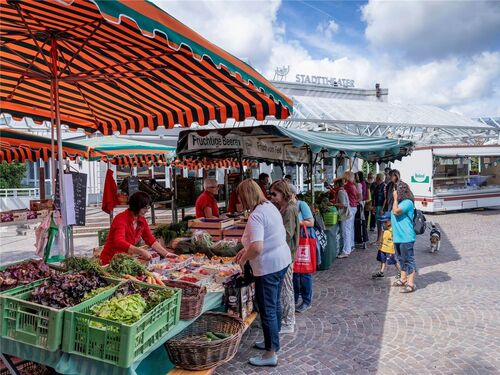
[[217, 209, 500, 375]]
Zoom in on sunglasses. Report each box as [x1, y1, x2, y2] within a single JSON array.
[[270, 192, 278, 197]]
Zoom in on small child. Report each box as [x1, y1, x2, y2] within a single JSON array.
[[372, 213, 401, 279]]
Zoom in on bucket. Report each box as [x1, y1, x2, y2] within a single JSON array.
[[323, 207, 338, 225]]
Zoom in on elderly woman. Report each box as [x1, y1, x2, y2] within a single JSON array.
[[235, 179, 291, 367], [195, 178, 220, 218], [269, 180, 299, 334], [337, 171, 358, 258], [391, 172, 417, 293]]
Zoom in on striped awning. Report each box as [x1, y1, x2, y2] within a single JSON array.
[[0, 128, 89, 163], [171, 157, 257, 170], [0, 128, 172, 166], [0, 0, 292, 134]]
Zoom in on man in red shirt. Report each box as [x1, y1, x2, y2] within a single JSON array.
[[337, 171, 358, 259], [195, 178, 220, 218]]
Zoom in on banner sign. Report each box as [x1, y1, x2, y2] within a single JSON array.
[[243, 138, 284, 161], [187, 133, 242, 151], [284, 145, 309, 164]]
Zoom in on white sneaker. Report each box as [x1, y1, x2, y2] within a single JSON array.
[[337, 253, 349, 259], [280, 324, 295, 334]]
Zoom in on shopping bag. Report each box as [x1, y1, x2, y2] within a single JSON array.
[[293, 225, 317, 274]]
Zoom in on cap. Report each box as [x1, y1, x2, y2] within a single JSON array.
[[377, 211, 391, 222]]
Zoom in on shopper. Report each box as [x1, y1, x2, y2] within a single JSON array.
[[337, 171, 358, 258], [354, 171, 368, 249], [391, 178, 417, 293], [269, 180, 299, 334], [258, 173, 270, 198], [372, 173, 387, 245], [366, 172, 375, 231], [371, 212, 401, 279], [283, 174, 293, 184], [332, 178, 352, 257], [235, 179, 291, 367], [289, 184, 315, 313], [382, 170, 396, 213]]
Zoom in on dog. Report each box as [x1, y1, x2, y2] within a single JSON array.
[[429, 223, 441, 253]]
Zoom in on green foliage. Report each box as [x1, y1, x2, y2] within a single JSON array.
[[362, 161, 375, 176], [297, 191, 331, 213], [0, 161, 26, 189]]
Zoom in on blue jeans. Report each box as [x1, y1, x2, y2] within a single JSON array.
[[293, 273, 313, 306], [395, 242, 416, 274], [254, 266, 288, 352]]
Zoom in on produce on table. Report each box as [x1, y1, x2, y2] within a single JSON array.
[[0, 259, 54, 291], [64, 256, 106, 275], [89, 281, 177, 324], [83, 285, 114, 301], [108, 253, 148, 277], [30, 272, 108, 309], [191, 230, 214, 249]]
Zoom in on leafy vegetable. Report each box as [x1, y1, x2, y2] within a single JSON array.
[[64, 256, 105, 275], [0, 260, 54, 291], [83, 285, 113, 301], [90, 294, 146, 325], [108, 254, 147, 277], [89, 281, 176, 324], [30, 272, 108, 309], [191, 230, 214, 249]]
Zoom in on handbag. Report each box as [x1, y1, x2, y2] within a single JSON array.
[[293, 225, 317, 274]]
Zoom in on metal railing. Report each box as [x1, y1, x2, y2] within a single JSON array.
[[0, 188, 40, 198]]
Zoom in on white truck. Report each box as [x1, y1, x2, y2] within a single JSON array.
[[392, 145, 500, 212]]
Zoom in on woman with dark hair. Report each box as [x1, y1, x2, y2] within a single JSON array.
[[391, 174, 417, 293], [354, 171, 368, 249], [269, 180, 299, 333], [100, 191, 171, 264]]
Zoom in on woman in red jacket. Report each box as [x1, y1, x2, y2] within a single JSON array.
[[100, 192, 171, 265]]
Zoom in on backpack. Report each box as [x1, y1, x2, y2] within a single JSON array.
[[413, 208, 426, 235]]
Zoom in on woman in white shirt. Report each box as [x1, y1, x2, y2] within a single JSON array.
[[235, 179, 291, 367]]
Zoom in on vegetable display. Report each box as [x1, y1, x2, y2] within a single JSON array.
[[108, 253, 148, 277], [30, 272, 108, 309], [0, 260, 54, 291], [89, 281, 176, 324], [64, 256, 106, 275]]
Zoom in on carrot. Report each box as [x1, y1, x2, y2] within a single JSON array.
[[154, 275, 165, 286]]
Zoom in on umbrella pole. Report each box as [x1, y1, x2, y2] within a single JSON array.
[[51, 38, 69, 257]]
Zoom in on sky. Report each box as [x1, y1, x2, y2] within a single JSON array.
[[153, 0, 500, 118]]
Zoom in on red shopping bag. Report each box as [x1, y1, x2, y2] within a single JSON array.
[[293, 225, 317, 274]]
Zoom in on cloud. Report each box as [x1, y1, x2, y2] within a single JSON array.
[[152, 0, 282, 67], [361, 0, 500, 61], [316, 20, 340, 39]]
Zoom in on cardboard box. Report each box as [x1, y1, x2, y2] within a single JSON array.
[[224, 282, 255, 320], [188, 218, 234, 230], [30, 199, 54, 211], [12, 210, 28, 221]]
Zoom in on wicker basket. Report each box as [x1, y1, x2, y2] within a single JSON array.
[[162, 279, 207, 320], [166, 312, 245, 370]]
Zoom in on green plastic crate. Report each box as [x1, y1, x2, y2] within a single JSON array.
[[63, 282, 181, 368], [0, 277, 121, 351]]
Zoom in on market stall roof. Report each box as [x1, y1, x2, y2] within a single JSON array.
[[0, 128, 89, 163], [0, 128, 175, 166], [176, 125, 414, 163], [417, 145, 500, 157], [0, 0, 292, 135], [72, 136, 175, 161]]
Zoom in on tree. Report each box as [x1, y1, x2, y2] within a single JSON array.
[[0, 161, 27, 189]]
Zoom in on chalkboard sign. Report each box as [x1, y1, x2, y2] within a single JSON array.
[[71, 172, 87, 226], [128, 176, 139, 195]]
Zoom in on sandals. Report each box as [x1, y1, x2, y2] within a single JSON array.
[[392, 279, 407, 287], [400, 284, 416, 293]]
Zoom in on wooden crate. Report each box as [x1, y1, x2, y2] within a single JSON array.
[[222, 226, 245, 237], [188, 218, 234, 230]]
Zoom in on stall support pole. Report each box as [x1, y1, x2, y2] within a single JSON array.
[[238, 150, 244, 182], [39, 165, 46, 200], [309, 147, 315, 207], [51, 37, 69, 257]]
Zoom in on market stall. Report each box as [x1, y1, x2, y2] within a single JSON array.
[[1, 0, 293, 372]]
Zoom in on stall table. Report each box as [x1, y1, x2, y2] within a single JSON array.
[[0, 293, 223, 375]]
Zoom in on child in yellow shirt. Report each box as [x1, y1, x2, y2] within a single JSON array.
[[372, 213, 401, 279]]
